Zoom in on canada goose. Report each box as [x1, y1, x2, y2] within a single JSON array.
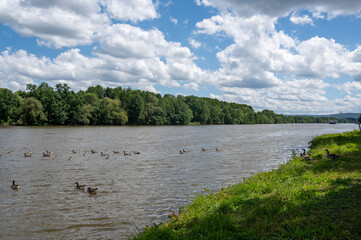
[[68, 156, 72, 161], [75, 182, 86, 189], [101, 152, 107, 157], [180, 150, 185, 154], [216, 148, 222, 152], [134, 151, 140, 155], [43, 152, 50, 157], [123, 151, 131, 156], [7, 150, 14, 154], [87, 187, 98, 194], [24, 152, 32, 157], [52, 156, 57, 160], [183, 149, 189, 153], [325, 149, 340, 159], [303, 155, 313, 161], [83, 151, 87, 156], [11, 180, 19, 189], [202, 148, 207, 152], [91, 150, 97, 154], [300, 149, 312, 161], [105, 155, 110, 160], [46, 150, 53, 154], [113, 151, 120, 154], [72, 150, 78, 154]]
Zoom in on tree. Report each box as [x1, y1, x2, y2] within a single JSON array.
[[86, 85, 104, 99], [358, 114, 361, 133], [20, 97, 46, 125], [127, 92, 145, 124], [0, 88, 16, 123], [77, 104, 93, 125]]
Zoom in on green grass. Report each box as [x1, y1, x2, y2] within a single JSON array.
[[132, 130, 361, 240]]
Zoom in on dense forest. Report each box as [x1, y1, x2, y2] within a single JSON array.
[[0, 83, 351, 126]]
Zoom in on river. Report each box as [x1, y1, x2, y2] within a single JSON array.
[[0, 124, 357, 239]]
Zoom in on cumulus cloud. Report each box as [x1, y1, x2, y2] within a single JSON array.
[[195, 0, 361, 18], [0, 20, 206, 92], [0, 0, 157, 48], [290, 13, 314, 25], [184, 82, 199, 91], [335, 81, 361, 95], [196, 14, 361, 90], [188, 38, 202, 49], [101, 0, 157, 22]]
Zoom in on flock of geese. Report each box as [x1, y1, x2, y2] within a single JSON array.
[[6, 148, 143, 194], [7, 146, 341, 193], [180, 147, 222, 154]]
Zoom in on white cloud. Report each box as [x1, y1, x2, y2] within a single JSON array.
[[196, 14, 361, 90], [188, 38, 202, 49], [290, 13, 313, 25], [101, 0, 157, 22], [0, 20, 206, 92], [194, 11, 361, 114], [195, 0, 361, 18], [0, 0, 157, 48], [170, 17, 178, 25], [184, 82, 199, 91], [335, 81, 361, 95]]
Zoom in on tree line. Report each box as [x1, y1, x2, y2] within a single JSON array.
[[0, 83, 351, 126]]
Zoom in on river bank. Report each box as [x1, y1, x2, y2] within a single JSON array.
[[132, 130, 361, 239]]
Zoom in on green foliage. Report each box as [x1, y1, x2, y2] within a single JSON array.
[[0, 88, 16, 123], [0, 83, 355, 126], [20, 97, 46, 125], [132, 131, 361, 239]]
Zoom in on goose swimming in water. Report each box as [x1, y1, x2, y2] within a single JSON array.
[[325, 149, 340, 159], [11, 180, 19, 189], [7, 150, 14, 154], [24, 152, 32, 157], [134, 151, 140, 155], [123, 151, 131, 156], [202, 148, 207, 152], [75, 182, 86, 190], [43, 152, 50, 157], [216, 148, 222, 152], [87, 187, 98, 194]]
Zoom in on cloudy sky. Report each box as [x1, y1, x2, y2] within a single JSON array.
[[1, 0, 361, 115]]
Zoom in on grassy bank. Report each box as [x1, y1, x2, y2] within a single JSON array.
[[132, 130, 361, 239]]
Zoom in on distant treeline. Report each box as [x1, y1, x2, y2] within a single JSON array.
[[0, 83, 351, 126]]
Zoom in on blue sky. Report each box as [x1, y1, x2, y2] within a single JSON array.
[[0, 0, 361, 115]]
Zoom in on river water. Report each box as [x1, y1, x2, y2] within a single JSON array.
[[0, 124, 357, 239]]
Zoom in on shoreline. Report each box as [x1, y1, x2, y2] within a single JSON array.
[[132, 130, 361, 239]]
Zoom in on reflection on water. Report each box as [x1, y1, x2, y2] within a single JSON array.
[[0, 124, 357, 239]]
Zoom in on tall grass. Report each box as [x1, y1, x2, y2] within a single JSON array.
[[132, 130, 361, 240]]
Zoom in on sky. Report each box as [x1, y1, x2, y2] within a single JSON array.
[[0, 0, 361, 115]]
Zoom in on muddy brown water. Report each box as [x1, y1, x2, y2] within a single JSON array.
[[0, 124, 357, 239]]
